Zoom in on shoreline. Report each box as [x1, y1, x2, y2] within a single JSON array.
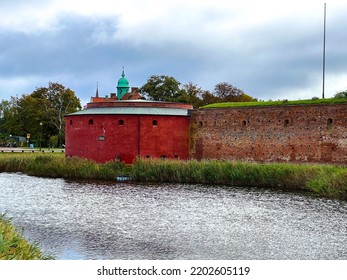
[[0, 214, 52, 260], [0, 152, 346, 200]]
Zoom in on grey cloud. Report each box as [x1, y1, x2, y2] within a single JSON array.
[[1, 1, 347, 104]]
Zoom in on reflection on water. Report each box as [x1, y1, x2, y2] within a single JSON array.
[[1, 172, 347, 260]]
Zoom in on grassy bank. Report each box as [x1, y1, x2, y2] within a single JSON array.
[[0, 214, 51, 260], [0, 153, 130, 180], [0, 153, 346, 200], [133, 159, 347, 200]]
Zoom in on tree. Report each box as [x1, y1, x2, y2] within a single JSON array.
[[0, 96, 23, 136], [31, 82, 81, 146], [179, 82, 204, 108], [237, 93, 258, 102], [140, 75, 182, 102], [1, 82, 81, 147], [200, 90, 221, 106], [334, 90, 347, 99], [0, 99, 11, 143], [214, 82, 245, 101], [0, 100, 10, 129], [0, 95, 44, 146]]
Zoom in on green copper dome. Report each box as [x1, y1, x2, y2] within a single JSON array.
[[117, 68, 130, 100], [117, 69, 129, 87]]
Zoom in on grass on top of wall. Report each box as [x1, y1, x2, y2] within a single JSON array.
[[202, 98, 347, 109], [0, 214, 52, 260]]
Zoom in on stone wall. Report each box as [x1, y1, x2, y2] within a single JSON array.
[[190, 104, 347, 164]]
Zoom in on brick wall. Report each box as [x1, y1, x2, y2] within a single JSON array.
[[65, 114, 190, 163], [190, 104, 347, 164]]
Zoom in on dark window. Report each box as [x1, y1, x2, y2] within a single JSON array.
[[242, 120, 247, 126], [88, 119, 94, 125], [69, 120, 73, 125], [327, 118, 333, 129], [118, 119, 124, 126], [284, 119, 289, 127], [152, 120, 158, 126]]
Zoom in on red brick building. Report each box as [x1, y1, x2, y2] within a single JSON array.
[[65, 70, 347, 165], [65, 71, 193, 163]]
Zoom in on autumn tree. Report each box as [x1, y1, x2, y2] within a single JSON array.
[[199, 90, 221, 107], [212, 82, 257, 103], [214, 82, 244, 101], [179, 82, 204, 108]]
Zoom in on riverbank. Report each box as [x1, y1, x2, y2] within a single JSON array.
[[0, 153, 346, 200], [132, 159, 347, 200], [0, 214, 51, 260]]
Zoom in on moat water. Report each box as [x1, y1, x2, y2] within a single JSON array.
[[1, 172, 347, 260]]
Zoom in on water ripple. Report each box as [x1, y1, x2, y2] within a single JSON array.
[[1, 173, 346, 259]]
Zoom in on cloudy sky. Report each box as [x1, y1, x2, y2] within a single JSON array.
[[1, 0, 346, 106]]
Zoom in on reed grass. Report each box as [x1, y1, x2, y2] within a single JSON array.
[[132, 159, 347, 199], [1, 153, 346, 199], [0, 214, 52, 260], [0, 153, 129, 180]]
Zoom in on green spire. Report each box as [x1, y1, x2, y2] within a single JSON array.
[[117, 67, 129, 100]]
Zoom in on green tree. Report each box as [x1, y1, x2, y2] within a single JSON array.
[[17, 94, 45, 142], [0, 82, 81, 147], [31, 82, 81, 146], [0, 96, 23, 136], [140, 75, 182, 102], [0, 100, 10, 131], [0, 96, 43, 146], [0, 99, 11, 144]]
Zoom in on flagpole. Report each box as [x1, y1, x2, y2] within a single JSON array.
[[322, 3, 326, 99]]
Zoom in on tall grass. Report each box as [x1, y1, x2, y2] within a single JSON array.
[[0, 214, 52, 260], [1, 153, 346, 199], [133, 159, 347, 199], [0, 153, 129, 180]]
